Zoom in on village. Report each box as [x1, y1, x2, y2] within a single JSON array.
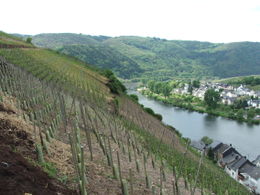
[[190, 139, 260, 194], [173, 82, 260, 109]]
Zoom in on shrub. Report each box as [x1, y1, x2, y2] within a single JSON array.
[[129, 94, 139, 102], [102, 69, 126, 94], [26, 37, 32, 44]]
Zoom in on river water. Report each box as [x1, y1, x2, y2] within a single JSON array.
[[126, 83, 260, 161]]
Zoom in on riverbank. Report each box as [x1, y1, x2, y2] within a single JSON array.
[[140, 89, 260, 125]]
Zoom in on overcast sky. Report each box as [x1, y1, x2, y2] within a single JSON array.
[[1, 0, 260, 43]]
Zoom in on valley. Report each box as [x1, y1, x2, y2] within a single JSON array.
[[0, 31, 258, 194], [16, 33, 260, 81]]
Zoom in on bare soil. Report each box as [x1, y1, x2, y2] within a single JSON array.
[[0, 145, 75, 195], [0, 100, 76, 195]]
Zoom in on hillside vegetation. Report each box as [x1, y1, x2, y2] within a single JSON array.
[[217, 75, 260, 90], [0, 32, 251, 194], [29, 33, 260, 81]]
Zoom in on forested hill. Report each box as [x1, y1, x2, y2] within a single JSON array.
[[30, 33, 260, 80]]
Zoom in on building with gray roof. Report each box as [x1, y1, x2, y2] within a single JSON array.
[[253, 155, 260, 167]]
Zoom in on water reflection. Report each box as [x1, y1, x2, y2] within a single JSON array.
[[203, 115, 217, 128]]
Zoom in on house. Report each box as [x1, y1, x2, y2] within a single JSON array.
[[251, 100, 260, 109], [225, 156, 247, 180], [190, 140, 205, 153], [254, 115, 260, 120], [221, 152, 242, 169], [222, 96, 236, 105], [207, 140, 222, 152], [192, 88, 206, 100], [217, 145, 238, 160], [239, 162, 260, 194], [253, 155, 260, 167], [213, 143, 230, 161], [208, 140, 260, 194]]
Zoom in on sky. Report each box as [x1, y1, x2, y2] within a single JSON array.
[[1, 0, 260, 43]]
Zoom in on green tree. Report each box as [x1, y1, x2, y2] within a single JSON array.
[[204, 89, 220, 108], [26, 37, 32, 44], [192, 80, 200, 88], [233, 98, 248, 109], [102, 69, 126, 94], [236, 109, 244, 121], [154, 82, 163, 94], [207, 147, 215, 161], [201, 136, 213, 145], [129, 94, 139, 102], [247, 108, 255, 120], [188, 84, 193, 95], [147, 80, 156, 92], [162, 83, 171, 98]]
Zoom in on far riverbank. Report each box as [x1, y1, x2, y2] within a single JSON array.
[[140, 88, 260, 125]]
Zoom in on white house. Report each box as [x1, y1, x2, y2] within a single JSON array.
[[248, 100, 260, 109], [240, 164, 260, 194]]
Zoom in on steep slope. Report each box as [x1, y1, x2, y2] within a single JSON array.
[[0, 32, 251, 195], [58, 44, 143, 79], [0, 31, 34, 48], [30, 33, 260, 81]]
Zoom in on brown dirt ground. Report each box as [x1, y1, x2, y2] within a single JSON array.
[[0, 99, 76, 195], [0, 145, 75, 195]]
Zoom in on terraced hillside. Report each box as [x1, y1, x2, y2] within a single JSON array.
[[0, 32, 251, 194]]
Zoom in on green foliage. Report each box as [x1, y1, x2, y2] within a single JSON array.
[[162, 84, 172, 98], [129, 94, 139, 102], [236, 109, 245, 121], [40, 162, 58, 178], [224, 76, 260, 86], [36, 144, 44, 164], [154, 113, 163, 121], [247, 108, 255, 120], [144, 107, 155, 115], [102, 69, 126, 94], [31, 33, 260, 80], [232, 98, 248, 109], [147, 80, 172, 97], [143, 107, 163, 121], [58, 44, 143, 79], [192, 80, 200, 88], [201, 136, 213, 145], [187, 82, 193, 94], [207, 148, 215, 161], [26, 37, 32, 44], [204, 89, 220, 109]]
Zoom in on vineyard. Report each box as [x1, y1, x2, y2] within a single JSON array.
[[0, 33, 252, 195]]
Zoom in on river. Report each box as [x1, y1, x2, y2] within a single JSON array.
[[126, 83, 260, 161]]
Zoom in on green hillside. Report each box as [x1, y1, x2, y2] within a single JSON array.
[[58, 44, 143, 79], [0, 32, 251, 194], [29, 33, 260, 81], [0, 31, 34, 48]]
